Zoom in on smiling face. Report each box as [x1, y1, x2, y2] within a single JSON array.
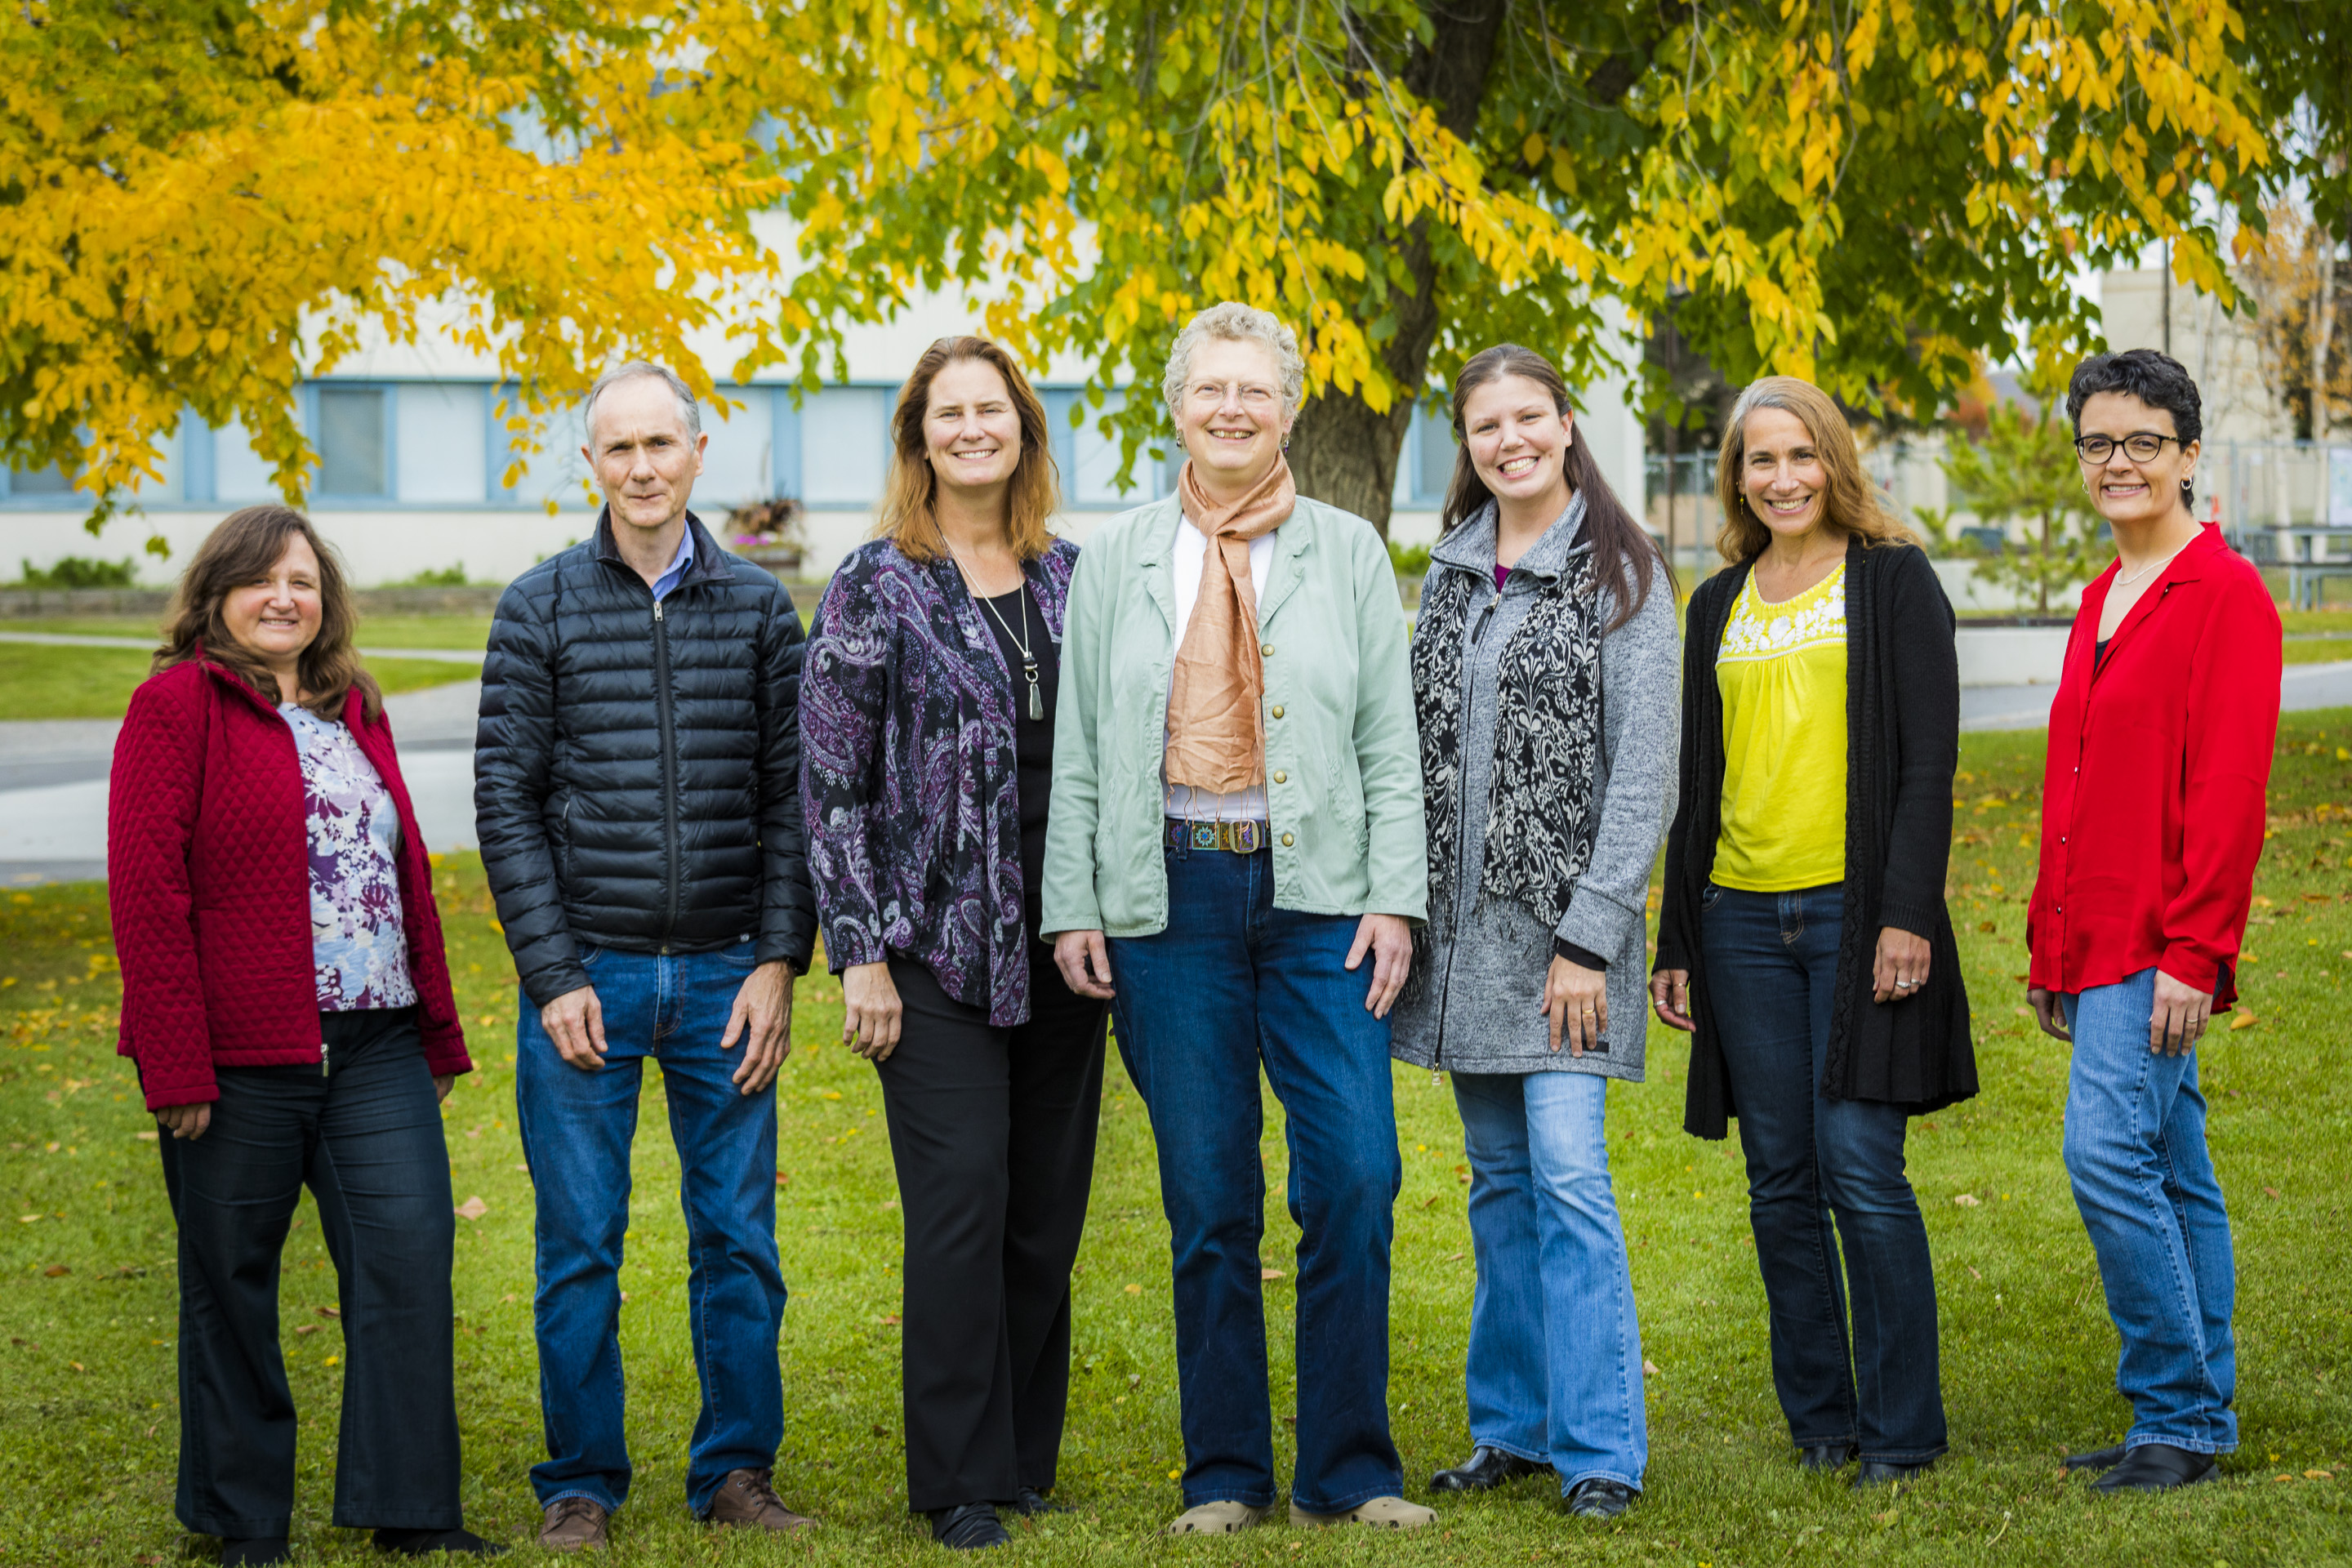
[[2075, 390, 2198, 528], [1739, 405, 1830, 545], [584, 374, 706, 536], [1461, 373, 1575, 512], [220, 532, 323, 673], [1178, 336, 1292, 491], [923, 357, 1025, 498]]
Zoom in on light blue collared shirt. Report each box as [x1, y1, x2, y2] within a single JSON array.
[[649, 526, 695, 603]]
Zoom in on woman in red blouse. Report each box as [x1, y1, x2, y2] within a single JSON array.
[[2025, 350, 2281, 1494]]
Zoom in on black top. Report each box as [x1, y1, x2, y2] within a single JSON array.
[[477, 510, 816, 1007], [979, 585, 1059, 944], [1655, 538, 1977, 1138], [2096, 637, 2109, 667]]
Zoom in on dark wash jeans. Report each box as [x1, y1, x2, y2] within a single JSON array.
[[157, 1007, 461, 1539], [1106, 844, 1405, 1514], [1701, 883, 1949, 1464], [515, 942, 786, 1518]]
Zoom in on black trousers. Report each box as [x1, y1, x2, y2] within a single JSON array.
[[156, 1008, 462, 1538], [879, 951, 1109, 1512]]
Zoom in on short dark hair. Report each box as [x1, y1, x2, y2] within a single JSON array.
[[2065, 348, 2203, 510]]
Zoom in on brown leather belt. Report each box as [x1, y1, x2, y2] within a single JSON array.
[[1164, 817, 1269, 855]]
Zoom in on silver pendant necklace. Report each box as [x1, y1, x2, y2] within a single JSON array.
[[960, 560, 1044, 720]]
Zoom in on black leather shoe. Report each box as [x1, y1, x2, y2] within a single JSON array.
[[2090, 1444, 2217, 1493], [1851, 1459, 1936, 1490], [1798, 1444, 1857, 1472], [375, 1526, 505, 1557], [220, 1541, 291, 1567], [930, 1503, 1010, 1550], [2063, 1442, 2127, 1473], [1428, 1446, 1548, 1492], [1564, 1478, 1634, 1519], [1008, 1486, 1070, 1517]]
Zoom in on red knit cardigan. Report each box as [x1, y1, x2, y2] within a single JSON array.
[[109, 657, 470, 1108], [2028, 525, 2282, 1007]]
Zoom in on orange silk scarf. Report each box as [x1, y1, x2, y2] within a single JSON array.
[[1165, 455, 1296, 794]]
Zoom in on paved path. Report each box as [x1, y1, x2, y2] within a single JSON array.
[[7, 664, 2350, 884]]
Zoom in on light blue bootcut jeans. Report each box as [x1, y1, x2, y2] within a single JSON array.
[[1450, 1069, 1647, 1494], [514, 941, 788, 1517], [2060, 966, 2238, 1454]]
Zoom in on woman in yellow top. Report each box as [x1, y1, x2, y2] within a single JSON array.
[[1650, 377, 1975, 1488]]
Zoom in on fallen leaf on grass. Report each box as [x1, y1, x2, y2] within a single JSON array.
[[69, 1361, 85, 1372], [1642, 1361, 1660, 1376], [1953, 1194, 1981, 1207], [42, 1264, 69, 1276], [295, 1325, 319, 1336], [1260, 1268, 1285, 1281], [2014, 1005, 2034, 1017], [135, 1130, 158, 1141], [1122, 1283, 1142, 1296], [2230, 1013, 2258, 1031], [2305, 1469, 2333, 1480], [316, 1306, 340, 1319], [2265, 1187, 2282, 1199], [454, 1196, 488, 1222], [774, 1172, 791, 1187], [1967, 1266, 1984, 1281], [879, 1315, 901, 1327]]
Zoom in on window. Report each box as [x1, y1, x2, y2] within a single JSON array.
[[315, 388, 387, 497], [396, 385, 487, 503], [1414, 403, 1458, 505], [696, 388, 773, 507], [213, 418, 279, 503], [800, 387, 889, 505], [1071, 391, 1167, 507], [7, 462, 74, 497]]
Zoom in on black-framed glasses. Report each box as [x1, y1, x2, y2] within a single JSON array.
[[2074, 431, 2182, 463]]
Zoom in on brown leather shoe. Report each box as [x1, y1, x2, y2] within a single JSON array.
[[537, 1497, 608, 1552], [707, 1468, 816, 1532]]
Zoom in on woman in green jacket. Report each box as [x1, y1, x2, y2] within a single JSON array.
[[1040, 301, 1428, 1535]]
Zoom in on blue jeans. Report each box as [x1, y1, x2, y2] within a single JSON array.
[[1701, 883, 1948, 1463], [515, 942, 786, 1517], [1106, 845, 1404, 1514], [1452, 1070, 1646, 1492], [2060, 968, 2237, 1453]]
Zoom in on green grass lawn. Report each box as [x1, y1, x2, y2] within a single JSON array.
[[0, 645, 476, 722], [2, 721, 2347, 1565], [10, 615, 497, 653]]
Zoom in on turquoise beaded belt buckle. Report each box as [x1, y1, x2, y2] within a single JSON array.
[[1165, 817, 1267, 855]]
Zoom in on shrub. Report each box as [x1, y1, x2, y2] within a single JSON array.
[[386, 564, 472, 587], [1388, 540, 1432, 577], [16, 555, 140, 589]]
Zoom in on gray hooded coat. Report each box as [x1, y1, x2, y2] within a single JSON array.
[[1390, 500, 1681, 1080]]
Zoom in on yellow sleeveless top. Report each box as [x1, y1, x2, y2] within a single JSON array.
[[1713, 563, 1847, 891]]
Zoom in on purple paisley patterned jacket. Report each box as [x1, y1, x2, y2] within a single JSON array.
[[801, 537, 1078, 1027]]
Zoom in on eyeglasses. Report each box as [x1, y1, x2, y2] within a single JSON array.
[[2074, 431, 2182, 463], [1188, 381, 1280, 410]]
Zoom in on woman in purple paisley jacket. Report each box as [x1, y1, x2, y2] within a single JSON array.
[[800, 336, 1110, 1551]]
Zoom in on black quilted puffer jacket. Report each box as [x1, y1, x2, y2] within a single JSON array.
[[475, 510, 817, 1005]]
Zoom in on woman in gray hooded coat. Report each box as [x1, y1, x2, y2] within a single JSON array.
[[1391, 345, 1680, 1520]]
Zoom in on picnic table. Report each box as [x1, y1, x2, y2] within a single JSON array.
[[2279, 527, 2352, 610]]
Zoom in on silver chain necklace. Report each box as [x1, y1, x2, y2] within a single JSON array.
[[954, 555, 1044, 720], [2114, 540, 2190, 590]]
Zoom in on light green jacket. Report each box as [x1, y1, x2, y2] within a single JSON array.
[[1040, 492, 1428, 938]]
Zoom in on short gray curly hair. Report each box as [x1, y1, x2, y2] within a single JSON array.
[[1160, 302, 1307, 424]]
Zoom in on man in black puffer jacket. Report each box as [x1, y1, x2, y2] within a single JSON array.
[[475, 362, 818, 1550]]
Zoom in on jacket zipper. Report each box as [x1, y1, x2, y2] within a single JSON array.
[[1431, 582, 1508, 1085], [653, 596, 680, 947]]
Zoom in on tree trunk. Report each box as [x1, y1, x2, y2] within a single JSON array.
[[2314, 221, 2338, 445], [1284, 1, 1507, 537]]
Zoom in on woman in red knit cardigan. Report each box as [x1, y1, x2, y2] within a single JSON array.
[[109, 507, 495, 1563], [2027, 350, 2282, 1494]]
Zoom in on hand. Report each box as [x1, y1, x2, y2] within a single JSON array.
[[155, 1103, 212, 1141], [541, 985, 608, 1071], [1052, 931, 1116, 1000], [1347, 913, 1412, 1019], [2149, 967, 2212, 1056], [433, 1074, 456, 1104], [2027, 986, 2071, 1040], [842, 961, 904, 1062], [1542, 956, 1607, 1056], [1872, 926, 1933, 1004], [723, 960, 795, 1092], [1650, 969, 1693, 1032]]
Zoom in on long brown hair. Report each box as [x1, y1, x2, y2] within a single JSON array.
[[154, 506, 380, 722], [1441, 345, 1664, 630], [875, 336, 1061, 563], [1713, 376, 1920, 563]]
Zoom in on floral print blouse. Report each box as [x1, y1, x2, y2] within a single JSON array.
[[280, 704, 417, 1011], [800, 538, 1078, 1027]]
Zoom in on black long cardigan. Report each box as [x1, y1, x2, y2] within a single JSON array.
[[1655, 537, 1977, 1139]]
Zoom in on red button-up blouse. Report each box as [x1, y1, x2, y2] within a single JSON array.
[[2027, 525, 2281, 1007]]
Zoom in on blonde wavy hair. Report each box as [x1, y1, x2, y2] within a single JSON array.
[[1713, 376, 1920, 563]]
